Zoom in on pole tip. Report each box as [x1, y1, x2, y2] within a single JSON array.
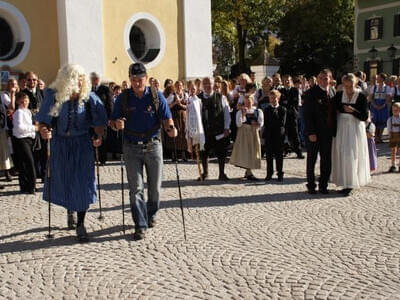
[[46, 234, 54, 239]]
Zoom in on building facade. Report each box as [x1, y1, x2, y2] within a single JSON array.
[[354, 0, 400, 80], [0, 0, 213, 85]]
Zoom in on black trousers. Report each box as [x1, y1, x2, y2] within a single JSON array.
[[200, 135, 228, 176], [13, 137, 36, 192], [286, 114, 302, 154], [33, 137, 47, 180], [265, 138, 284, 177], [306, 135, 332, 190]]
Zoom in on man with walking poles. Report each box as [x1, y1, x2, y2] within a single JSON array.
[[110, 63, 178, 241]]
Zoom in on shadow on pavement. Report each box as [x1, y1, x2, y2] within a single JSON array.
[[0, 225, 135, 254]]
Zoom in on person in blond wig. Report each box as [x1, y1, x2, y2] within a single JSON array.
[[36, 64, 107, 242]]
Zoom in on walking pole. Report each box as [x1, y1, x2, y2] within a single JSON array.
[[95, 146, 104, 220], [119, 130, 126, 234], [173, 138, 187, 240], [46, 137, 54, 239], [195, 144, 203, 181]]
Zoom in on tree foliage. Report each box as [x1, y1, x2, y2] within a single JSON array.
[[275, 0, 354, 78], [212, 0, 287, 76]]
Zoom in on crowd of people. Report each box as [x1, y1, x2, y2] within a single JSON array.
[[1, 63, 399, 241]]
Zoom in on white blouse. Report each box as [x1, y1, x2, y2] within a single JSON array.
[[236, 107, 264, 128], [12, 108, 36, 139]]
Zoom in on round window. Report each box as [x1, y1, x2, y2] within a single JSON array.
[[124, 13, 166, 69], [0, 17, 14, 57], [0, 1, 31, 66]]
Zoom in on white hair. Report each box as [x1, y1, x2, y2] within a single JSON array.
[[49, 64, 91, 117]]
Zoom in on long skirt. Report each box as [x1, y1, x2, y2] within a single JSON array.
[[166, 109, 187, 151], [367, 138, 377, 171], [229, 124, 261, 169], [0, 131, 12, 170], [331, 114, 371, 189], [43, 134, 96, 212]]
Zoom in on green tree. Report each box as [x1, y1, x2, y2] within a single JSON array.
[[212, 0, 287, 76], [275, 0, 354, 78]]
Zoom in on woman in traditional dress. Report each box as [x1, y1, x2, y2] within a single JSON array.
[[229, 94, 264, 180], [36, 64, 107, 242], [368, 73, 392, 143], [165, 81, 188, 161], [0, 97, 13, 189], [331, 73, 370, 196]]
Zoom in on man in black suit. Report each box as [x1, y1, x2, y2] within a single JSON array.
[[23, 72, 43, 114], [279, 75, 304, 158], [198, 77, 231, 181], [303, 69, 336, 194], [263, 90, 287, 181], [23, 71, 45, 181], [90, 72, 113, 165]]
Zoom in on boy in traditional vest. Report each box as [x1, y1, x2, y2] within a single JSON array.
[[387, 102, 400, 172]]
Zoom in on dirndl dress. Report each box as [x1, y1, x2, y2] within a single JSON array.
[[370, 85, 390, 129], [230, 124, 261, 169], [36, 89, 108, 212], [331, 113, 371, 189]]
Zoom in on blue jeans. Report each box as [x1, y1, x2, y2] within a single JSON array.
[[123, 140, 163, 230]]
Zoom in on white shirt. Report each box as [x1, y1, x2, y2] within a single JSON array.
[[387, 115, 400, 134], [12, 108, 36, 139], [0, 92, 11, 107]]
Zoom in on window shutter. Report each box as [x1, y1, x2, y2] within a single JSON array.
[[394, 15, 400, 37], [364, 19, 370, 40], [378, 17, 384, 39], [364, 61, 370, 81], [378, 60, 383, 73], [393, 58, 400, 76]]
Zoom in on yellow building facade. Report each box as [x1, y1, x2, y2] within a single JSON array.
[[0, 0, 212, 85]]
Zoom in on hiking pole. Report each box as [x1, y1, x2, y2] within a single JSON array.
[[173, 137, 187, 240], [119, 130, 126, 234], [95, 146, 104, 220], [45, 132, 54, 239]]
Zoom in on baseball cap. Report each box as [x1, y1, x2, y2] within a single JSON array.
[[129, 63, 147, 78]]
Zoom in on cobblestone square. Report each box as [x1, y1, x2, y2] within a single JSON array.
[[1, 144, 399, 299]]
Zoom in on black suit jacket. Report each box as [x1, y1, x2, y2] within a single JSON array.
[[303, 85, 336, 137], [279, 87, 299, 117], [23, 88, 43, 112], [263, 105, 287, 142], [94, 85, 113, 118]]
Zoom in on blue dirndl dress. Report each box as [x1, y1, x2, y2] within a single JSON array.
[[370, 85, 390, 129], [36, 89, 108, 212]]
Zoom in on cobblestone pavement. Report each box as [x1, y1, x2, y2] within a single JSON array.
[[1, 143, 400, 300]]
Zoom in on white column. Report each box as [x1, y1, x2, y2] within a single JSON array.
[[57, 0, 104, 76], [182, 0, 213, 79]]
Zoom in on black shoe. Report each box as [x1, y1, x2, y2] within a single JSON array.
[[0, 185, 4, 190], [246, 174, 259, 181], [389, 166, 397, 173], [264, 175, 272, 181], [307, 188, 317, 194], [319, 188, 329, 194], [5, 174, 12, 182], [76, 225, 89, 243], [218, 173, 229, 181], [339, 188, 353, 196], [277, 176, 283, 182], [197, 173, 208, 181], [296, 153, 305, 159], [133, 228, 146, 240], [148, 219, 157, 228]]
